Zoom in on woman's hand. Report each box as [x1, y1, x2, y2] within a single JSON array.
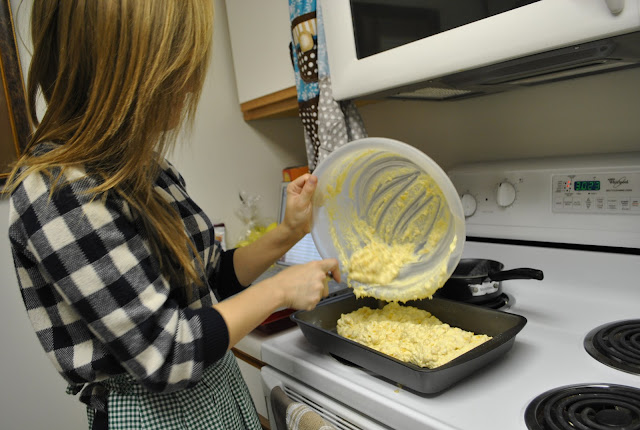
[[282, 173, 318, 240], [274, 258, 341, 311], [232, 173, 321, 287], [214, 257, 341, 350]]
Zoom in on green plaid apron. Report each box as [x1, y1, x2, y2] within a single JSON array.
[[86, 351, 261, 429]]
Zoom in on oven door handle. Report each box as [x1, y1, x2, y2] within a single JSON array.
[[270, 386, 338, 430]]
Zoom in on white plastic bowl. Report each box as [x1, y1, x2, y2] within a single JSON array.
[[311, 137, 465, 302]]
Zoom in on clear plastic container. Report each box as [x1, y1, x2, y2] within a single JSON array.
[[311, 137, 465, 302]]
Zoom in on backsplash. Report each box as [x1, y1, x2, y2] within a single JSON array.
[[359, 67, 640, 171]]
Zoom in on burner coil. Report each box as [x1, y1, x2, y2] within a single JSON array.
[[585, 320, 640, 375], [525, 384, 640, 430]]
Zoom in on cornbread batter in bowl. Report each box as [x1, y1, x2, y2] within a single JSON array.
[[311, 138, 465, 302]]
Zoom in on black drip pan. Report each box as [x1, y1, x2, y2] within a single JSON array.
[[291, 292, 527, 394]]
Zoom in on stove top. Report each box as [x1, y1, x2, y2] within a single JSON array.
[[524, 383, 640, 430], [262, 241, 640, 430], [261, 154, 640, 430], [585, 319, 640, 376]]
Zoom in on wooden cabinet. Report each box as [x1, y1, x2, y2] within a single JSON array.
[[224, 0, 298, 121], [233, 347, 271, 429]]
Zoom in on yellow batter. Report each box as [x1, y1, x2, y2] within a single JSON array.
[[337, 302, 492, 369], [347, 240, 417, 285], [322, 148, 456, 302]]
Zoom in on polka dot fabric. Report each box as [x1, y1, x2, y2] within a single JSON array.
[[289, 1, 367, 170], [299, 96, 320, 165], [296, 42, 318, 83], [314, 76, 367, 169]]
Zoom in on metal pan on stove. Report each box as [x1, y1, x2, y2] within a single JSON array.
[[436, 258, 543, 304], [291, 292, 527, 394]]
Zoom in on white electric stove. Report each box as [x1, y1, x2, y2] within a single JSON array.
[[261, 153, 640, 430]]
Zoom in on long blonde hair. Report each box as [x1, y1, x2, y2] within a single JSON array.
[[6, 0, 214, 295]]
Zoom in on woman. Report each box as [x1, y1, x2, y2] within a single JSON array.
[[6, 1, 340, 429]]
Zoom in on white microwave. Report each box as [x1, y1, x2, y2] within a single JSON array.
[[320, 0, 640, 101]]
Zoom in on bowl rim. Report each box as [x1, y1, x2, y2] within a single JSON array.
[[310, 137, 466, 287]]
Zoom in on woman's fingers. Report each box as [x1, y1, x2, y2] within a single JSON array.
[[299, 174, 318, 202], [283, 174, 318, 236], [287, 173, 316, 205], [275, 258, 341, 310], [319, 258, 341, 283], [289, 173, 317, 198]]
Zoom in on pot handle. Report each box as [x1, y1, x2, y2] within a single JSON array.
[[488, 268, 544, 282]]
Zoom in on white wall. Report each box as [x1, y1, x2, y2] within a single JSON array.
[[0, 1, 307, 429], [167, 1, 308, 243], [1, 2, 89, 427], [358, 67, 640, 171]]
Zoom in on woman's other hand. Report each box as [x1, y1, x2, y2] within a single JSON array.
[[275, 258, 341, 311], [282, 173, 317, 240], [214, 257, 341, 349]]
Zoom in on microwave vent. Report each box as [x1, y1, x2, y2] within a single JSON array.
[[475, 44, 613, 86], [392, 86, 475, 100], [489, 60, 633, 86], [379, 31, 640, 102]]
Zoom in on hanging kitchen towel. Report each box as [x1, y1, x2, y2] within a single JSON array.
[[287, 403, 337, 430], [270, 386, 337, 430], [289, 0, 367, 171], [270, 386, 291, 430]]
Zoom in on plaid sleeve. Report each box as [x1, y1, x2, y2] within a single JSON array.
[[209, 248, 246, 300], [9, 169, 229, 393], [160, 158, 246, 301]]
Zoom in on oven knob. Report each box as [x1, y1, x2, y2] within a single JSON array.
[[496, 182, 516, 207], [460, 193, 477, 217], [604, 0, 625, 15]]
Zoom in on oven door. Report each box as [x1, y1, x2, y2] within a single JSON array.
[[261, 366, 391, 430]]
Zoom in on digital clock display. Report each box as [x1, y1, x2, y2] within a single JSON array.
[[574, 180, 600, 191]]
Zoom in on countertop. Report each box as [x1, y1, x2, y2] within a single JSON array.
[[235, 326, 299, 362]]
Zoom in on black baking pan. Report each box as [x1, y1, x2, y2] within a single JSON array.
[[291, 292, 527, 394]]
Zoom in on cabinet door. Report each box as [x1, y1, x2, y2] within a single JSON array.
[[225, 0, 296, 105], [235, 356, 268, 419]]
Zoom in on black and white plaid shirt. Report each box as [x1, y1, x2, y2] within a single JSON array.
[[8, 148, 243, 411]]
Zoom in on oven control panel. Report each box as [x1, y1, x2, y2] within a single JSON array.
[[447, 152, 640, 248], [552, 172, 640, 214]]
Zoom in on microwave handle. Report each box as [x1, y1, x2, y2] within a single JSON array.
[[604, 0, 625, 14]]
